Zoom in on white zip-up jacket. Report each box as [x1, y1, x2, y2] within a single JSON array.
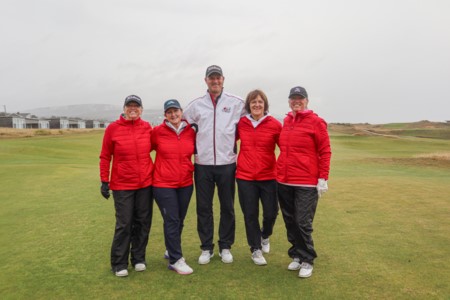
[[184, 90, 245, 165]]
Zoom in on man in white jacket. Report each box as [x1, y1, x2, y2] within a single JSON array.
[[183, 65, 245, 264]]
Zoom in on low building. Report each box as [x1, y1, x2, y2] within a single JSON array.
[[49, 117, 69, 129], [25, 118, 50, 129], [100, 121, 110, 128], [68, 118, 86, 129], [86, 120, 101, 128], [0, 113, 26, 128], [20, 114, 50, 129], [1, 112, 107, 129]]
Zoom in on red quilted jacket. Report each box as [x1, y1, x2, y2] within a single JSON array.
[[276, 110, 331, 185], [99, 115, 153, 190], [236, 115, 282, 181], [151, 121, 196, 188]]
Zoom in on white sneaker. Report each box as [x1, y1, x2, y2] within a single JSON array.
[[298, 262, 313, 278], [287, 258, 301, 271], [134, 263, 146, 272], [261, 237, 270, 254], [251, 249, 267, 265], [115, 269, 128, 277], [219, 249, 233, 263], [198, 250, 214, 265], [169, 257, 193, 275], [164, 250, 169, 259]]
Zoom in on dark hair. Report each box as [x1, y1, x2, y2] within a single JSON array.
[[245, 89, 269, 114]]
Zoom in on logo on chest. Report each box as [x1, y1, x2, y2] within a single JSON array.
[[221, 106, 231, 113]]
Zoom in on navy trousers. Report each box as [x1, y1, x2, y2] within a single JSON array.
[[194, 163, 236, 252], [154, 185, 193, 264], [111, 186, 153, 272], [237, 179, 279, 252], [277, 183, 318, 264]]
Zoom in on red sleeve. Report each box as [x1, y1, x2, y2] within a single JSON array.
[[150, 125, 158, 152], [315, 118, 332, 180], [236, 119, 242, 141], [274, 118, 282, 146], [99, 126, 114, 182]]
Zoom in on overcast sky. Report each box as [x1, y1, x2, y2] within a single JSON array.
[[1, 0, 449, 123]]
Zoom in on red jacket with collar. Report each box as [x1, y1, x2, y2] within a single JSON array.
[[99, 115, 153, 190], [151, 121, 196, 188], [276, 110, 331, 185], [236, 115, 282, 181]]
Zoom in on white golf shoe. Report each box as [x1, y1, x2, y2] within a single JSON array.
[[134, 263, 146, 272], [261, 237, 270, 254], [251, 249, 267, 265], [287, 258, 301, 271], [115, 269, 129, 277], [219, 249, 233, 263], [198, 250, 214, 265], [298, 262, 313, 278], [169, 257, 193, 275]]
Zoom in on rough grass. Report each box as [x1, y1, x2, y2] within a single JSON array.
[[329, 121, 450, 139], [414, 152, 450, 160], [0, 128, 103, 138], [0, 128, 449, 299]]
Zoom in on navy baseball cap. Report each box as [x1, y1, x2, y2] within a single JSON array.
[[288, 86, 308, 98], [124, 95, 142, 106], [205, 65, 223, 77], [164, 99, 181, 112]]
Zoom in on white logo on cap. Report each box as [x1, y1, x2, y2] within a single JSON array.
[[295, 88, 301, 92]]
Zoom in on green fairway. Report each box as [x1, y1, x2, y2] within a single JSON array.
[[0, 128, 449, 299]]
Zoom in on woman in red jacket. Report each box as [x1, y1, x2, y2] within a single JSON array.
[[236, 89, 282, 266], [277, 86, 332, 278], [99, 95, 154, 277], [152, 99, 196, 275]]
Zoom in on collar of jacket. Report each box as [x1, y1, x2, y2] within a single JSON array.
[[163, 119, 188, 133], [118, 114, 142, 125], [208, 89, 223, 104], [287, 110, 313, 120], [244, 114, 271, 127]]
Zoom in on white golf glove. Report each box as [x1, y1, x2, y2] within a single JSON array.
[[316, 179, 328, 198]]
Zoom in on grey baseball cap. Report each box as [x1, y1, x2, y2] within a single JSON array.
[[164, 99, 181, 112], [124, 95, 142, 106], [289, 86, 308, 98], [205, 65, 223, 77]]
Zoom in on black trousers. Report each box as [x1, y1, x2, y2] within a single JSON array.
[[194, 163, 236, 252], [237, 179, 279, 252], [111, 186, 153, 272], [277, 183, 318, 265], [154, 185, 193, 264]]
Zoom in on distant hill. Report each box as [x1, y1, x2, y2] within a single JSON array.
[[24, 104, 163, 124], [329, 121, 450, 139]]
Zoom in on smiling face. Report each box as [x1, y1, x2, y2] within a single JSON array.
[[289, 95, 308, 114], [249, 95, 265, 120], [164, 108, 182, 128], [123, 102, 142, 120], [245, 89, 269, 120], [205, 74, 224, 96]]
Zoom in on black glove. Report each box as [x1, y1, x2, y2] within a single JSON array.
[[191, 123, 198, 133], [101, 182, 110, 199]]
